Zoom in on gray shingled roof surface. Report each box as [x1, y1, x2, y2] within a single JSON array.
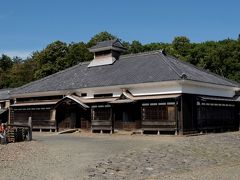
[[89, 39, 125, 51], [11, 51, 239, 95], [0, 89, 11, 100]]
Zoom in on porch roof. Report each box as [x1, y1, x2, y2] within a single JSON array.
[[132, 94, 181, 101], [109, 99, 135, 104], [199, 95, 240, 102], [11, 101, 58, 107], [0, 109, 8, 115], [54, 95, 89, 109]]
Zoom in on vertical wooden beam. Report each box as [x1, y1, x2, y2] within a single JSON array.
[[9, 107, 14, 124], [91, 108, 93, 132], [28, 117, 32, 141], [111, 106, 114, 133], [175, 99, 178, 135], [50, 109, 57, 132], [8, 106, 11, 124], [141, 104, 143, 131], [178, 95, 184, 135]]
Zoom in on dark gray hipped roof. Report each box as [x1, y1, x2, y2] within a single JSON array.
[[11, 51, 239, 95], [0, 89, 11, 100], [89, 39, 126, 52]]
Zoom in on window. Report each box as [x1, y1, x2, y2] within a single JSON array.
[[95, 50, 111, 57], [197, 101, 236, 127], [91, 105, 111, 121], [142, 102, 176, 122], [81, 93, 87, 97], [94, 93, 113, 98], [0, 102, 6, 109]]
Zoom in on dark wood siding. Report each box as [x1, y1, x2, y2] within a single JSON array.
[[12, 106, 55, 130], [181, 94, 239, 134], [181, 94, 197, 133], [141, 100, 178, 132], [197, 101, 238, 131], [0, 109, 8, 123], [113, 103, 141, 130]]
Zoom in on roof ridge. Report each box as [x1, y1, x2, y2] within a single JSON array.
[[157, 53, 183, 78], [120, 50, 162, 59], [167, 55, 240, 86], [12, 62, 89, 93], [0, 88, 12, 92], [97, 39, 117, 43]]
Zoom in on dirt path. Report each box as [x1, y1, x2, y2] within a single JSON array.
[[1, 132, 240, 180]]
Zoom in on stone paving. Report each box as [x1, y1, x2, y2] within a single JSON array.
[[85, 132, 240, 180], [1, 131, 240, 180]]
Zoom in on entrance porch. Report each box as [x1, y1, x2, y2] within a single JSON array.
[[55, 95, 90, 132]]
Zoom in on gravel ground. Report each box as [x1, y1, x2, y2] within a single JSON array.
[[1, 131, 240, 180]]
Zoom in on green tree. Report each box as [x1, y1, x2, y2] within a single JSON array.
[[8, 58, 36, 87], [129, 40, 144, 53], [33, 41, 68, 79], [65, 42, 93, 66], [172, 36, 191, 59], [0, 54, 13, 71]]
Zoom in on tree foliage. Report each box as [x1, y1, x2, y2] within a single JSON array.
[[33, 41, 68, 79], [0, 31, 240, 88]]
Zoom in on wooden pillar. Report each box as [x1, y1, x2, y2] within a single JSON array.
[[175, 100, 178, 136], [9, 107, 14, 124], [50, 109, 56, 121], [178, 95, 184, 135], [28, 117, 32, 141], [111, 106, 114, 133]]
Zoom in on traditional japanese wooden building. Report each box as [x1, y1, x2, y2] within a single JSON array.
[[10, 39, 240, 134], [0, 89, 11, 124]]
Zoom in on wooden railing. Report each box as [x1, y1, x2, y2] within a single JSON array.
[[91, 120, 112, 131], [142, 120, 177, 131]]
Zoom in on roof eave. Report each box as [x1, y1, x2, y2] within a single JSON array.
[[89, 46, 126, 53], [181, 79, 240, 90]]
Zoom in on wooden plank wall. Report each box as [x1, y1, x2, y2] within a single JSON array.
[[12, 108, 55, 130]]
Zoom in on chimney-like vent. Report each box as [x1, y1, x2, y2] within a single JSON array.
[[88, 39, 126, 67]]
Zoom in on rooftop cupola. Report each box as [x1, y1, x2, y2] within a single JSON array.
[[88, 39, 126, 67]]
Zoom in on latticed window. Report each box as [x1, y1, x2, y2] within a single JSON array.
[[197, 101, 236, 127], [167, 106, 176, 121], [142, 102, 176, 122], [91, 105, 111, 121]]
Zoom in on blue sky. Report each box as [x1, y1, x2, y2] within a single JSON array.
[[0, 0, 239, 58]]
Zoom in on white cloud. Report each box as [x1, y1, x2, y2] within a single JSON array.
[[1, 50, 32, 59]]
